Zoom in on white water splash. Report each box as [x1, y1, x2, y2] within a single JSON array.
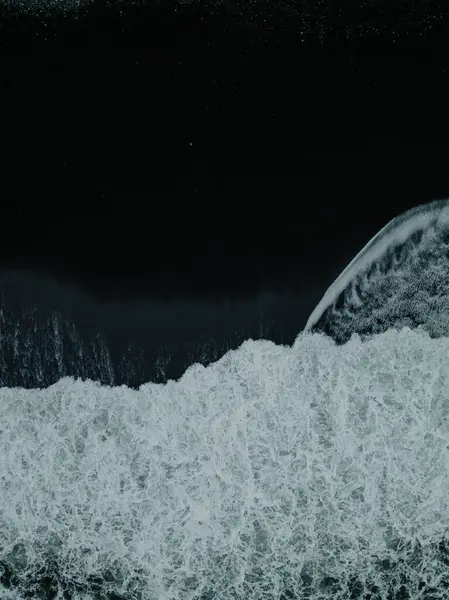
[[305, 198, 449, 344], [1, 328, 449, 599]]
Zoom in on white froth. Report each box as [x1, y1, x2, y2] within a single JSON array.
[[1, 327, 449, 599], [305, 198, 449, 333]]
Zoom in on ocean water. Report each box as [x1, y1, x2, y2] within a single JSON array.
[[1, 199, 449, 600], [305, 199, 449, 343]]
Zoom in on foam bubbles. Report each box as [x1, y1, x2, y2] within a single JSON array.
[[1, 328, 449, 599], [305, 199, 449, 344]]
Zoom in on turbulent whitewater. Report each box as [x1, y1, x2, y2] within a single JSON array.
[[305, 199, 449, 343], [1, 329, 449, 600], [1, 199, 449, 600]]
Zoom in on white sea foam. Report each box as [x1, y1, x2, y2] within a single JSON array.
[[305, 199, 449, 342], [1, 327, 449, 599]]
